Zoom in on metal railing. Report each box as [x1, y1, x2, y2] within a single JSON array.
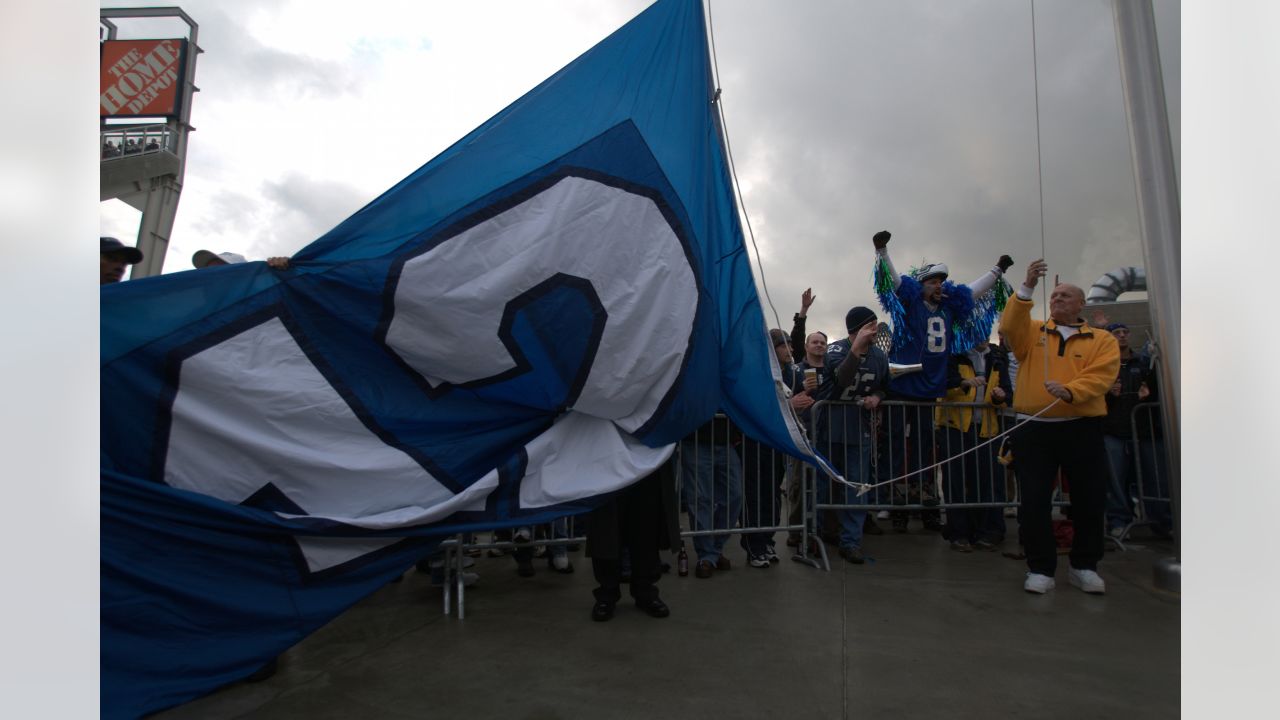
[[433, 398, 1172, 609], [673, 418, 808, 570], [804, 399, 1063, 569], [101, 123, 176, 159], [1105, 401, 1171, 548], [437, 518, 588, 618]]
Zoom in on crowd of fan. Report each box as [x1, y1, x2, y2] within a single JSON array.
[[666, 232, 1170, 598], [100, 227, 1171, 636]]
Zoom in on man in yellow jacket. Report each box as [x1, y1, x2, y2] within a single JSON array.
[[999, 259, 1120, 595]]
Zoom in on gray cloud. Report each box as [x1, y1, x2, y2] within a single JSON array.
[[184, 174, 366, 261], [194, 6, 364, 100], [191, 188, 262, 239], [254, 173, 368, 256], [709, 0, 1177, 339], [102, 0, 366, 101]]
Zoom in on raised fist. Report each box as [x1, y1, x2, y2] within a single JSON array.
[[872, 230, 891, 249], [852, 319, 878, 354], [997, 254, 1014, 273]]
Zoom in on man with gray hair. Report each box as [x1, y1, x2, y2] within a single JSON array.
[[1000, 259, 1119, 595]]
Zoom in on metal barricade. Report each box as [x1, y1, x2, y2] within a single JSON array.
[[437, 412, 814, 616], [809, 399, 1018, 498], [440, 516, 589, 618], [807, 399, 1032, 569], [1106, 401, 1172, 546], [673, 414, 810, 570]]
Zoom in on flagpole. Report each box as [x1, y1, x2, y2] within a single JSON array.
[[1111, 0, 1180, 592]]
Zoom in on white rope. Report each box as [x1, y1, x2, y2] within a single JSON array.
[[825, 399, 1062, 496], [1030, 0, 1052, 379]]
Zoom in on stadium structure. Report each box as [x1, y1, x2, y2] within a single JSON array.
[[100, 6, 200, 280]]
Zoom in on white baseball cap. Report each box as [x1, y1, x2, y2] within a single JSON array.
[[192, 250, 248, 269]]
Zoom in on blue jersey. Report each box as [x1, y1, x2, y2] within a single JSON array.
[[888, 284, 954, 399], [874, 259, 1001, 399], [815, 340, 888, 445]]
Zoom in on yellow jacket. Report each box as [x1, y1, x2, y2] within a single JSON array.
[[936, 361, 1005, 437], [998, 295, 1119, 418]]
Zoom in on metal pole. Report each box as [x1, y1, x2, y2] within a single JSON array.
[[1111, 0, 1180, 592]]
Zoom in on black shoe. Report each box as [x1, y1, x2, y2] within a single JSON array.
[[591, 600, 616, 622], [635, 597, 670, 618], [838, 546, 865, 564]]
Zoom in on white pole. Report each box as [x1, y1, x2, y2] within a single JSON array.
[[1111, 0, 1180, 591]]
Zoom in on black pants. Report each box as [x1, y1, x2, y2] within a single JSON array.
[[739, 437, 785, 555], [1013, 417, 1108, 576], [591, 474, 662, 604]]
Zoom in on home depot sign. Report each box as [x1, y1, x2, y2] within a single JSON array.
[[101, 39, 187, 117]]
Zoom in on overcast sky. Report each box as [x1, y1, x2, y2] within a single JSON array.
[[100, 0, 1179, 342]]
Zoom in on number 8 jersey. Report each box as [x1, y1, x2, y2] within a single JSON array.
[[872, 245, 1009, 400], [887, 285, 967, 399]]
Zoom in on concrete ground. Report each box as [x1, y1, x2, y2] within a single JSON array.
[[155, 522, 1179, 720]]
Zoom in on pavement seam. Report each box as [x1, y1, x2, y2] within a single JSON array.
[[842, 557, 849, 720]]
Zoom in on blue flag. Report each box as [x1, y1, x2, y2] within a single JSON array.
[[101, 0, 814, 715]]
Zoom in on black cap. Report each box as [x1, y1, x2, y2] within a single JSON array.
[[845, 306, 876, 331], [101, 237, 143, 264]]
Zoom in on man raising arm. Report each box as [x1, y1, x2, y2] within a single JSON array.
[[999, 259, 1120, 595]]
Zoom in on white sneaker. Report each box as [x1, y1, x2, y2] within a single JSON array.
[[1068, 567, 1106, 594], [1023, 572, 1056, 594], [876, 510, 890, 520], [550, 552, 573, 573]]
